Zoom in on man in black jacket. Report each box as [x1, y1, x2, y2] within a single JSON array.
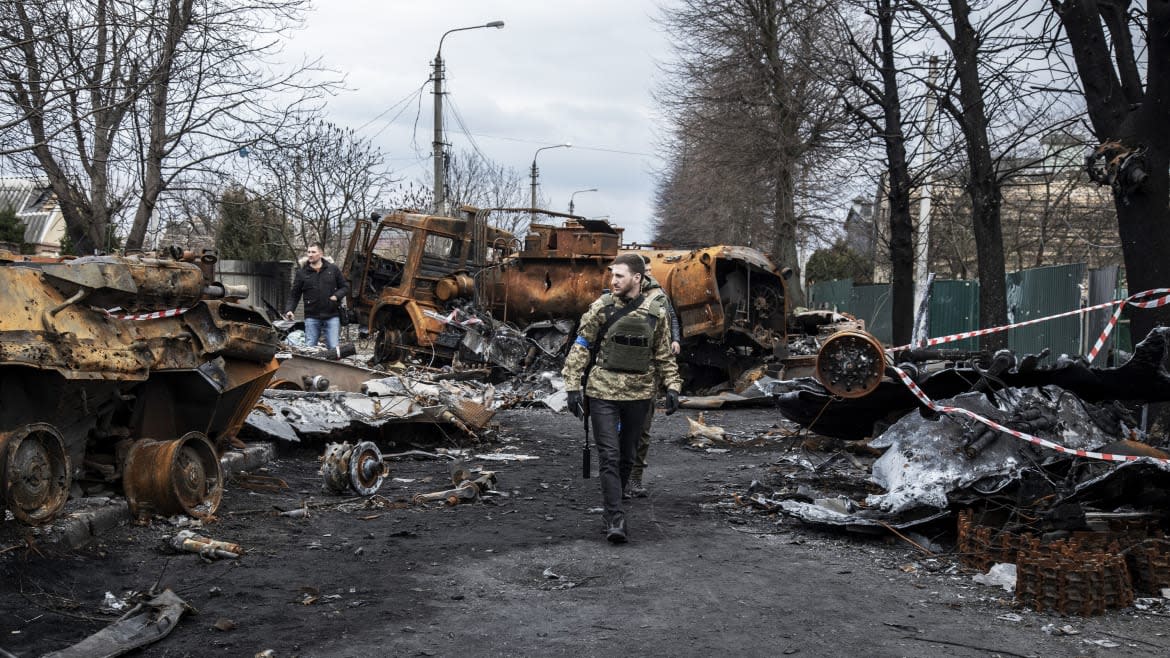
[[284, 243, 349, 350]]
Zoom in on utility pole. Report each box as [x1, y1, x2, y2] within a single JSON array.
[[912, 55, 939, 346], [432, 21, 505, 216], [569, 188, 597, 215], [530, 143, 571, 221]]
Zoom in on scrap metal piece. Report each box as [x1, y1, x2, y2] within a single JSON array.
[[815, 330, 885, 398], [122, 433, 223, 519], [0, 423, 71, 525], [272, 353, 383, 393], [321, 441, 387, 496], [412, 471, 497, 505], [42, 589, 191, 658], [169, 529, 243, 559]]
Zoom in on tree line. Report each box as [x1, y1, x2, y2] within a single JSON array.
[[651, 0, 1170, 349], [0, 0, 526, 263]]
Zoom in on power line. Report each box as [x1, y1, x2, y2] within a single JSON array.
[[356, 81, 429, 135], [466, 132, 659, 158]]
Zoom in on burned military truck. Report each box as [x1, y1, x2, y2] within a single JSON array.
[[0, 249, 280, 525], [342, 207, 790, 381]]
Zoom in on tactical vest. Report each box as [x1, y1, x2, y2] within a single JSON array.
[[595, 294, 662, 374]]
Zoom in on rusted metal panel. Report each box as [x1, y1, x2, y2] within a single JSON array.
[[216, 259, 294, 315]]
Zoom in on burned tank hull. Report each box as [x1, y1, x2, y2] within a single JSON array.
[[0, 252, 279, 524], [480, 221, 789, 383]]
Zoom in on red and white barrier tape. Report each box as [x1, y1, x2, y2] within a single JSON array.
[[889, 365, 1170, 465], [102, 307, 190, 321], [891, 288, 1170, 354], [883, 288, 1170, 465]]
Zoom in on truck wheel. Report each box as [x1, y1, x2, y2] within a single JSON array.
[[0, 423, 71, 525]]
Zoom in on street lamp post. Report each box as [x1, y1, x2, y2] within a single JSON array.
[[433, 20, 504, 215], [568, 188, 597, 215], [530, 143, 571, 219]]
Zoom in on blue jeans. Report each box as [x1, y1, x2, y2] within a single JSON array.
[[304, 316, 340, 350]]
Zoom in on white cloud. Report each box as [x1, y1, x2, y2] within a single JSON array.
[[282, 0, 672, 242]]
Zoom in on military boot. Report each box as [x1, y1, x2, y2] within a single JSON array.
[[625, 476, 648, 498], [606, 517, 628, 544]]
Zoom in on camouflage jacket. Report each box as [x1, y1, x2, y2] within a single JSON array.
[[642, 274, 680, 343], [561, 292, 682, 401]]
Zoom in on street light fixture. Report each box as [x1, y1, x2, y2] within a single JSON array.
[[433, 20, 505, 215], [530, 143, 572, 218], [568, 188, 597, 215]]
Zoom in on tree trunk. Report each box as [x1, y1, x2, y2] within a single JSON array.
[[949, 0, 1008, 348], [773, 161, 804, 307], [877, 0, 915, 346]]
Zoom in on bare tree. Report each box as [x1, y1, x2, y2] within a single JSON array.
[[1046, 0, 1170, 341], [903, 0, 1070, 347], [0, 0, 337, 254], [445, 149, 528, 234], [249, 120, 393, 259], [654, 0, 854, 305], [840, 0, 930, 345]]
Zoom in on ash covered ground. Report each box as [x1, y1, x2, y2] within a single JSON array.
[[3, 407, 1169, 657]]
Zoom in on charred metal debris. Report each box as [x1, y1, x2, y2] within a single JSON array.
[[717, 325, 1170, 615], [0, 248, 278, 528]]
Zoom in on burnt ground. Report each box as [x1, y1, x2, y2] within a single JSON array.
[[4, 406, 1170, 657]]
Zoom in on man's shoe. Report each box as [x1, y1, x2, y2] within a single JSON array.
[[606, 521, 628, 544], [626, 477, 648, 498]]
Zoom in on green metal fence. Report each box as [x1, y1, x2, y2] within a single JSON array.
[[929, 279, 980, 351], [808, 262, 1104, 363], [808, 279, 853, 312], [850, 284, 892, 345]]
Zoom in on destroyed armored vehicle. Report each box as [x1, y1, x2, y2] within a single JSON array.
[[343, 207, 790, 383], [0, 249, 280, 525]]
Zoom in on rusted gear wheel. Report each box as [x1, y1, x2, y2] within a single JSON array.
[[815, 330, 886, 398], [347, 441, 387, 495], [0, 423, 71, 525], [321, 441, 387, 496]]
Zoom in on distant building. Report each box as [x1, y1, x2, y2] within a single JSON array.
[[842, 195, 875, 263], [0, 178, 65, 255], [868, 133, 1120, 282]]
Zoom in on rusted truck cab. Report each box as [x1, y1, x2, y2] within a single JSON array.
[[343, 208, 515, 362]]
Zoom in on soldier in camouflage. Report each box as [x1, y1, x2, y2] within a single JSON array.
[[627, 271, 681, 499], [563, 253, 682, 544]]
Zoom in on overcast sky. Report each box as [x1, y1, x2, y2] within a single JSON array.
[[284, 0, 673, 243]]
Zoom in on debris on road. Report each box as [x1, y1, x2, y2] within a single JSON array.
[[412, 471, 497, 506], [321, 441, 388, 496], [168, 529, 244, 560], [41, 589, 191, 658]]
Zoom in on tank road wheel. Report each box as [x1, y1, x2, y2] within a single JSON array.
[[0, 423, 71, 525], [123, 432, 223, 520], [815, 330, 886, 399], [321, 441, 387, 496]]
